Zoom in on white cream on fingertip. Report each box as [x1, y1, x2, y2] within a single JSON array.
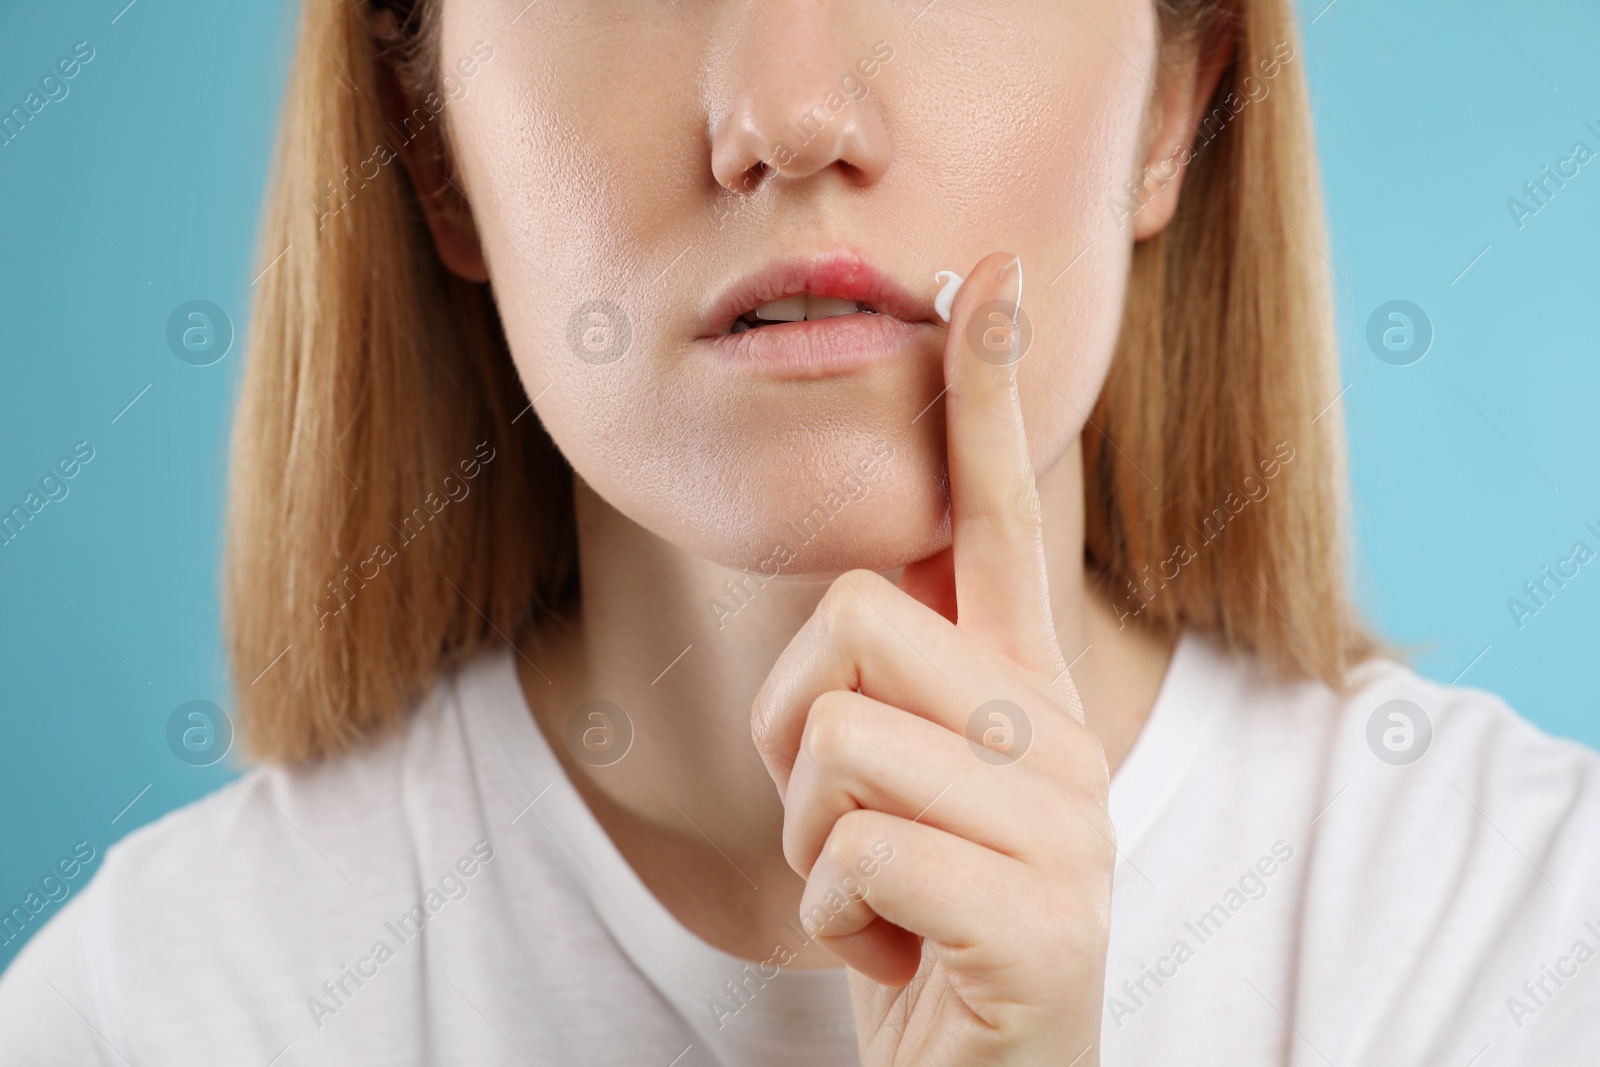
[[933, 270, 965, 323]]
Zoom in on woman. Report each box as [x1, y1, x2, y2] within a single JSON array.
[[2, 0, 1595, 1063]]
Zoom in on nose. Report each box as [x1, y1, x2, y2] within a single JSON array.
[[709, 4, 891, 193]]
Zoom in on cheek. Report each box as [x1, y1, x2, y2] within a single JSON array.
[[446, 21, 709, 494], [900, 18, 1148, 472]]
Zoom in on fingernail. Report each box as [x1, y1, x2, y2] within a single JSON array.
[[996, 255, 1022, 325]]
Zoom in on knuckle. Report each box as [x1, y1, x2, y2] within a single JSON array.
[[821, 569, 885, 632], [1056, 906, 1110, 962], [1062, 787, 1117, 863], [842, 567, 887, 590], [1058, 719, 1112, 803], [781, 815, 810, 876], [969, 459, 1040, 532], [825, 808, 875, 870], [1049, 669, 1088, 722], [1081, 738, 1113, 805], [819, 575, 864, 633], [1040, 761, 1115, 852], [1099, 816, 1120, 858], [748, 689, 784, 764], [802, 691, 859, 769], [1007, 469, 1042, 527], [1062, 781, 1115, 844]]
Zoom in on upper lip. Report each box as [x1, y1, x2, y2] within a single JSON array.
[[700, 249, 936, 337]]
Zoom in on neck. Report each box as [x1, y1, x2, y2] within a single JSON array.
[[515, 436, 1174, 964]]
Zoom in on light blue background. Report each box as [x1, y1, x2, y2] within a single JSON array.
[[1, 0, 1596, 971]]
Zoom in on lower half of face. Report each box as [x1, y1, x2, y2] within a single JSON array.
[[443, 0, 1152, 576]]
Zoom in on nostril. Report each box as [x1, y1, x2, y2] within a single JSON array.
[[712, 88, 890, 190], [831, 160, 871, 187], [740, 162, 769, 194], [710, 103, 780, 193]]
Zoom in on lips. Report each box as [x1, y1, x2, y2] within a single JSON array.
[[701, 250, 936, 338], [699, 249, 941, 378]]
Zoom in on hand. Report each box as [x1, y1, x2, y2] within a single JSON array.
[[751, 253, 1115, 1066]]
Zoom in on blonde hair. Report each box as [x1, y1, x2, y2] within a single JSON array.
[[226, 0, 1378, 763]]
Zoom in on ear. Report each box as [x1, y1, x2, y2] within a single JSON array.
[[370, 10, 489, 282], [1130, 32, 1232, 242]]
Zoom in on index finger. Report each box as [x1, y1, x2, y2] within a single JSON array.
[[940, 252, 1061, 672]]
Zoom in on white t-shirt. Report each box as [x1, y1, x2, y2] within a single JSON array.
[[2, 632, 1598, 1066]]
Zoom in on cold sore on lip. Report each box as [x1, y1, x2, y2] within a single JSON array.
[[698, 251, 954, 377]]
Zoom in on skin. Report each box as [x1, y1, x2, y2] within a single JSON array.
[[383, 1, 1226, 1061]]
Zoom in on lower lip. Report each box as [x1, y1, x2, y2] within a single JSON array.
[[700, 314, 940, 379]]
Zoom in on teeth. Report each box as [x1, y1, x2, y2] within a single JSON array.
[[748, 296, 871, 324], [754, 295, 808, 322], [806, 297, 860, 320], [733, 296, 879, 333]]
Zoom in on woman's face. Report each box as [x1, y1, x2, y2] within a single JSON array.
[[430, 0, 1175, 577]]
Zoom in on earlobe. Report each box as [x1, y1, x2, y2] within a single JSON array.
[[370, 12, 490, 282], [406, 159, 491, 283], [1130, 42, 1232, 242]]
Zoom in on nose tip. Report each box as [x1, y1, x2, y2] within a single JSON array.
[[708, 10, 892, 196], [711, 95, 890, 192]]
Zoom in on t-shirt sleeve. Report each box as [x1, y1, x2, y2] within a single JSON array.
[[0, 877, 123, 1066], [1320, 669, 1600, 1063], [1500, 831, 1600, 1064]]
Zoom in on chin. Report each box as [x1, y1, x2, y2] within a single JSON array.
[[744, 414, 954, 577], [739, 467, 953, 580], [607, 425, 953, 581]]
